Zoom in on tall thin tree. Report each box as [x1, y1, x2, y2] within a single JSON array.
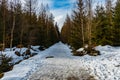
[[86, 0, 93, 47], [1, 0, 7, 51], [10, 0, 16, 51]]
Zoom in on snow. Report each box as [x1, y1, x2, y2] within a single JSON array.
[[1, 42, 120, 80], [76, 48, 84, 52], [0, 46, 40, 65]]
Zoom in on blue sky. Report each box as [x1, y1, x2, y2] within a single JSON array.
[[38, 0, 76, 31], [51, 0, 76, 30], [52, 0, 75, 9]]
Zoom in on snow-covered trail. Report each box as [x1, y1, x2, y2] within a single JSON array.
[[1, 42, 120, 80], [28, 43, 120, 80], [28, 43, 93, 80]]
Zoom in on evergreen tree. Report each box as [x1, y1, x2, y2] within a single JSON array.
[[93, 5, 109, 45], [113, 0, 120, 45], [70, 0, 86, 49], [105, 0, 114, 45], [93, 1, 114, 46]]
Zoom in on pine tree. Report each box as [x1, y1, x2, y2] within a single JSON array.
[[93, 4, 109, 45], [105, 0, 114, 45], [113, 0, 120, 45], [70, 0, 86, 49]]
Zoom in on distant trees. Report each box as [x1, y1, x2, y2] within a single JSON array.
[[61, 14, 72, 44], [36, 4, 59, 47], [61, 0, 120, 50], [0, 0, 60, 49]]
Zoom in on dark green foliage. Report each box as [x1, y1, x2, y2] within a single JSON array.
[[62, 0, 120, 54], [93, 3, 116, 46], [113, 0, 120, 46], [61, 0, 90, 49], [70, 13, 83, 49], [93, 5, 112, 45], [0, 54, 12, 73]]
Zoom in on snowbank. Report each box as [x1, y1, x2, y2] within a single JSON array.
[[0, 46, 41, 65]]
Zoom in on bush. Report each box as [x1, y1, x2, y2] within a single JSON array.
[[0, 54, 13, 73], [72, 46, 100, 56]]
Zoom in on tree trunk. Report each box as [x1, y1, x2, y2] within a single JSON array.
[[2, 0, 6, 51], [10, 15, 15, 51], [81, 18, 84, 46], [87, 0, 92, 47]]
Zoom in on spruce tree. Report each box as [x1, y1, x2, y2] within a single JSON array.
[[93, 5, 108, 45], [113, 0, 120, 46], [70, 0, 86, 49]]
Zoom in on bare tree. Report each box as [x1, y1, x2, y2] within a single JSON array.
[[25, 0, 38, 47], [10, 0, 17, 51], [25, 0, 38, 24]]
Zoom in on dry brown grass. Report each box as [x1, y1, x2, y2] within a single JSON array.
[[0, 73, 4, 79]]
